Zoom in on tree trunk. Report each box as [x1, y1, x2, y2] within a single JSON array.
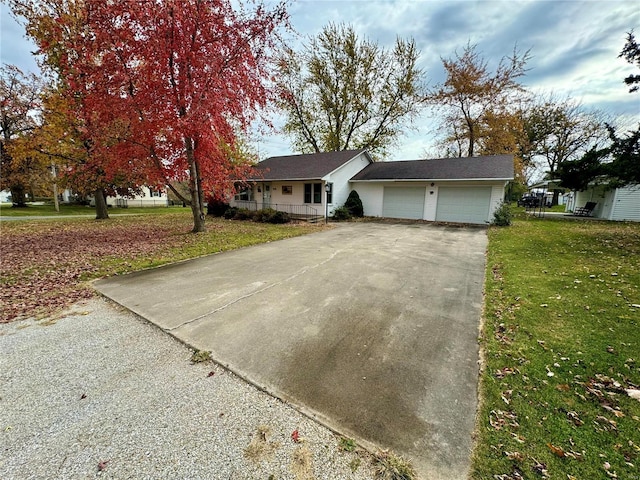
[[94, 188, 110, 220], [185, 137, 206, 233], [10, 184, 27, 207]]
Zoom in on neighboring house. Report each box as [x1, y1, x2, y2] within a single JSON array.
[[90, 186, 169, 208], [0, 190, 11, 203], [234, 150, 514, 225], [566, 184, 640, 222]]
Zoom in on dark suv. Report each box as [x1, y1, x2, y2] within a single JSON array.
[[517, 194, 541, 207]]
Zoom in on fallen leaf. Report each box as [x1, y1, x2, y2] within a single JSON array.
[[567, 411, 584, 426], [531, 458, 548, 476], [98, 460, 109, 471], [504, 450, 524, 461], [207, 371, 215, 377], [291, 429, 300, 443], [547, 443, 565, 457], [626, 389, 640, 401], [80, 393, 87, 400], [603, 405, 625, 418]]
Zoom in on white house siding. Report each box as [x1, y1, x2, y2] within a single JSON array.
[[350, 182, 384, 218], [105, 186, 168, 208], [574, 188, 606, 217], [249, 181, 324, 217], [490, 184, 507, 219], [322, 152, 372, 214], [609, 186, 640, 221], [245, 152, 372, 217], [600, 189, 616, 220]]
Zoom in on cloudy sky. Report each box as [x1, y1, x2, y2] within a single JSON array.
[[1, 0, 639, 161]]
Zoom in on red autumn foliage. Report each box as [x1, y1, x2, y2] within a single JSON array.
[[13, 0, 289, 231]]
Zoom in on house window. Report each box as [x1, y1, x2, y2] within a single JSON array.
[[150, 189, 162, 198], [235, 189, 252, 201], [304, 183, 322, 203], [282, 185, 293, 195]]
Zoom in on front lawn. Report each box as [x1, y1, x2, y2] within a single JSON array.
[[0, 202, 189, 216], [0, 214, 325, 323], [473, 217, 640, 479]]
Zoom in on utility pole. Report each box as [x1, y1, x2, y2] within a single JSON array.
[[51, 160, 59, 212]]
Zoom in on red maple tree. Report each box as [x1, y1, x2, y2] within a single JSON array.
[[11, 0, 288, 231]]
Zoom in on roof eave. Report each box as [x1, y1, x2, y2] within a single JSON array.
[[351, 177, 514, 182], [247, 177, 324, 182]]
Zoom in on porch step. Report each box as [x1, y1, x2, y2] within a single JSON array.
[[290, 214, 324, 223]]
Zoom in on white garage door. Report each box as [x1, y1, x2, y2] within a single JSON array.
[[382, 187, 425, 219], [436, 187, 492, 224]]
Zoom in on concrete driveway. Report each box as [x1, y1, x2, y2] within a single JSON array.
[[95, 222, 487, 479]]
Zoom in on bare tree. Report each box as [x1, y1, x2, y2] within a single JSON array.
[[276, 23, 427, 158]]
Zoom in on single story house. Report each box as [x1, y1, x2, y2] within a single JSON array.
[[234, 150, 514, 225], [90, 186, 169, 208], [565, 184, 640, 221]]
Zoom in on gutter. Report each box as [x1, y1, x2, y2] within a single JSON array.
[[350, 177, 515, 182]]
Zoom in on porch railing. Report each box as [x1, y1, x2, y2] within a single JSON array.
[[233, 200, 320, 221]]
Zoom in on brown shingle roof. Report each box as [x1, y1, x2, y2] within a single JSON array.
[[250, 149, 367, 181], [350, 155, 514, 181]]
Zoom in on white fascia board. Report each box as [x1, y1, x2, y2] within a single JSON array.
[[350, 177, 514, 182], [250, 177, 322, 182]]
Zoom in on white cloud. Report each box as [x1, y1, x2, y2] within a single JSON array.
[[3, 0, 639, 160]]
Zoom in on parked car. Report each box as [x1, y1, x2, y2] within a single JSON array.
[[517, 194, 541, 207]]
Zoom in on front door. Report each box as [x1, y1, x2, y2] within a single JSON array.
[[262, 183, 271, 209]]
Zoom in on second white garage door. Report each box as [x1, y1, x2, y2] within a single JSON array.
[[436, 187, 492, 224], [382, 187, 426, 219]]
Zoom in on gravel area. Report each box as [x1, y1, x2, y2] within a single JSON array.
[[0, 298, 377, 479]]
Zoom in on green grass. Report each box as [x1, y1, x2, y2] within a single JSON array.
[[546, 204, 568, 213], [0, 202, 189, 216], [0, 214, 326, 323], [472, 216, 640, 479]]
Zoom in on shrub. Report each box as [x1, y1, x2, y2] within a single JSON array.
[[223, 207, 239, 219], [225, 207, 290, 223], [344, 190, 364, 217], [207, 199, 230, 216], [256, 208, 277, 223], [267, 210, 291, 224], [257, 209, 290, 224], [332, 206, 352, 221], [492, 202, 513, 226], [233, 208, 256, 221]]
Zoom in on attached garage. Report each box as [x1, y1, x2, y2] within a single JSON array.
[[382, 187, 426, 219], [350, 155, 514, 225], [436, 187, 492, 224]]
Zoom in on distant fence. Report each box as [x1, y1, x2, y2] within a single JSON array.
[[114, 198, 169, 208]]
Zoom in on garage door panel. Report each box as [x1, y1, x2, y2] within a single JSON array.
[[382, 187, 425, 219], [436, 187, 491, 224]]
